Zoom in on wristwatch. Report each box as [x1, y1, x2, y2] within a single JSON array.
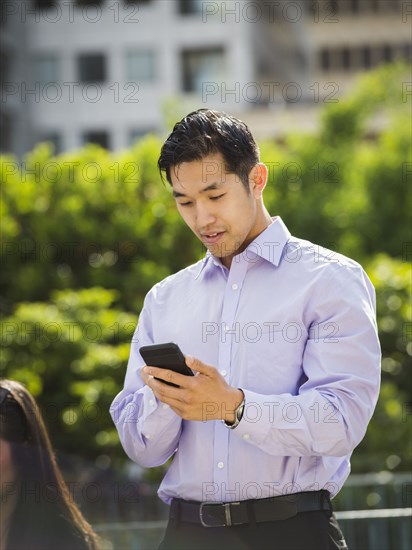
[[222, 390, 245, 430]]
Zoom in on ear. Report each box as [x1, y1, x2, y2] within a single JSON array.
[[249, 163, 268, 198]]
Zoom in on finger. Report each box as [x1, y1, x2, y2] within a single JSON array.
[[185, 356, 215, 376], [148, 377, 187, 402], [140, 368, 154, 385], [150, 389, 186, 411], [143, 366, 193, 388], [170, 405, 187, 418]]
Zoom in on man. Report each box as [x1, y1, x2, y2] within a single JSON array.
[[110, 109, 381, 550]]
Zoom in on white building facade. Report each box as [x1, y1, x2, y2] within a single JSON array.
[[1, 0, 410, 156]]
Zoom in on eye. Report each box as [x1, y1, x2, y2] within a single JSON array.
[[179, 201, 193, 207], [210, 194, 225, 201]]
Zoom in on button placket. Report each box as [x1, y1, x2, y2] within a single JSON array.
[[212, 258, 248, 496]]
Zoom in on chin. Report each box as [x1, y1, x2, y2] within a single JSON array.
[[213, 245, 238, 262]]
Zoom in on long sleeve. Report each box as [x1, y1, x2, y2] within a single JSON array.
[[234, 264, 381, 458], [110, 291, 182, 467], [109, 217, 382, 503]]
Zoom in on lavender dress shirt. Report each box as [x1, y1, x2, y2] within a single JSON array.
[[110, 217, 381, 504]]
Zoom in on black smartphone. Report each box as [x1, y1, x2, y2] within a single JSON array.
[[139, 342, 194, 387]]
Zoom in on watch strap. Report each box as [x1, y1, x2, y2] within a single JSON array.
[[223, 390, 245, 430]]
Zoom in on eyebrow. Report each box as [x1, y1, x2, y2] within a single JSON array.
[[172, 182, 224, 199]]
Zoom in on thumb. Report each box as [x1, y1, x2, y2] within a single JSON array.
[[185, 355, 213, 375]]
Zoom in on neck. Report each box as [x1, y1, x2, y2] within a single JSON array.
[[221, 207, 274, 269], [260, 207, 274, 229]]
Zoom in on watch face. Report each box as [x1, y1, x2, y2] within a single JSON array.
[[223, 397, 245, 429]]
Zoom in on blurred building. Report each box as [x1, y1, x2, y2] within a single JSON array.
[[1, 0, 410, 156]]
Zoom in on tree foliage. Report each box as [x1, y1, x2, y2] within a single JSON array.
[[0, 63, 411, 474]]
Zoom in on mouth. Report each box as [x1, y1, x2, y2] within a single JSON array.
[[201, 231, 225, 245]]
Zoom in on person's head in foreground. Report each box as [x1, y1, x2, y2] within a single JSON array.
[[158, 108, 273, 268], [0, 380, 100, 550]]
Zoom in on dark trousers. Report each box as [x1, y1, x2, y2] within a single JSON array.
[[158, 510, 348, 550]]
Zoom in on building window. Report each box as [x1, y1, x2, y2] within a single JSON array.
[[83, 131, 110, 149], [179, 0, 204, 14], [181, 48, 225, 94], [38, 132, 61, 154], [129, 128, 156, 144], [75, 0, 103, 6], [401, 42, 412, 62], [0, 51, 11, 85], [125, 50, 156, 83], [0, 112, 12, 153], [332, 0, 401, 14], [368, 0, 400, 11], [320, 43, 407, 73], [342, 47, 351, 70], [32, 0, 57, 8], [319, 48, 330, 71], [78, 53, 107, 84], [32, 54, 59, 85], [382, 44, 393, 63], [362, 46, 372, 69], [328, 0, 339, 13], [388, 0, 401, 11], [319, 48, 341, 72]]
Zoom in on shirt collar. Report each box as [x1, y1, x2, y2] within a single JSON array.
[[248, 216, 291, 266], [194, 251, 224, 280], [195, 216, 291, 279]]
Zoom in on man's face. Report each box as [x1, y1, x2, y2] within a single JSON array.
[[170, 153, 265, 268]]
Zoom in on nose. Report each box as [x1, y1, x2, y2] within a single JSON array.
[[195, 202, 217, 230]]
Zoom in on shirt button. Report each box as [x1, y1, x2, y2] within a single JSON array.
[[220, 370, 227, 376], [243, 433, 250, 440], [162, 404, 170, 409], [144, 434, 151, 440], [232, 283, 239, 290], [149, 399, 154, 406], [217, 462, 224, 469]]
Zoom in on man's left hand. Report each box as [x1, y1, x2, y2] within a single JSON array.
[[141, 356, 243, 422]]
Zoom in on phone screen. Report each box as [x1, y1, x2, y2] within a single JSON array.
[[139, 342, 194, 387]]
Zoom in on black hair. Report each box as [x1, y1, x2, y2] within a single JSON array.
[[158, 109, 260, 191]]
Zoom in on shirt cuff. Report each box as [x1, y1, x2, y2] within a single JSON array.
[[140, 387, 180, 437], [231, 389, 273, 444]]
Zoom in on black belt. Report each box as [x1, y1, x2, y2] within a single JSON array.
[[171, 490, 332, 528]]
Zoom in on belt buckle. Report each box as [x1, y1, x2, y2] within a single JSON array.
[[199, 502, 240, 527]]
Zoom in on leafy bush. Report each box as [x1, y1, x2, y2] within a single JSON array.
[[353, 255, 411, 472], [0, 288, 135, 464]]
